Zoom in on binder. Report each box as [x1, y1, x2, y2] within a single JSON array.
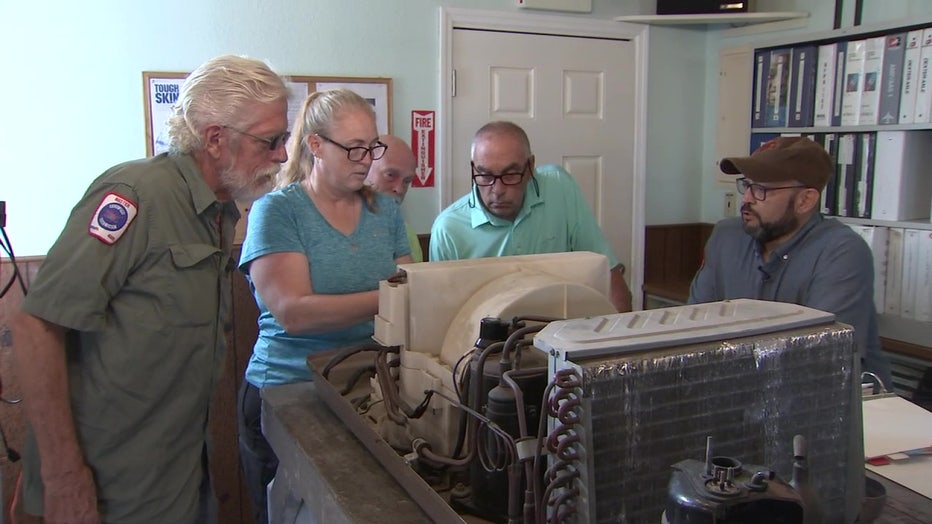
[[846, 224, 888, 313], [856, 132, 876, 218], [789, 45, 817, 127], [898, 30, 923, 124], [749, 132, 779, 154], [832, 41, 848, 126], [752, 49, 771, 128], [915, 230, 932, 321], [884, 227, 905, 316], [912, 28, 932, 123], [766, 48, 793, 127], [841, 40, 866, 126], [870, 130, 932, 220], [835, 133, 859, 217], [821, 133, 839, 215], [900, 229, 921, 319], [814, 43, 838, 127], [859, 36, 886, 125], [878, 32, 906, 125]]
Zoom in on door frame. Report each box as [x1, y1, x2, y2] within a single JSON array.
[[438, 6, 650, 309]]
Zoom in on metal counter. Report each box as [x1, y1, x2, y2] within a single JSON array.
[[262, 381, 932, 524], [262, 381, 433, 524]]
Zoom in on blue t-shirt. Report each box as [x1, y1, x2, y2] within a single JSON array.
[[428, 164, 617, 267], [239, 183, 410, 387]]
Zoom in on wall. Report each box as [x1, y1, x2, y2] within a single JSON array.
[[0, 0, 696, 258], [14, 3, 927, 252], [698, 0, 932, 223]]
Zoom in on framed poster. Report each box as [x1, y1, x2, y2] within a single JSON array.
[[306, 76, 393, 135], [142, 71, 187, 156], [143, 72, 393, 156]]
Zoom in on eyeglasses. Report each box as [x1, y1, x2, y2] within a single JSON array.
[[471, 161, 530, 187], [223, 126, 290, 151], [317, 134, 387, 162], [736, 177, 808, 201]]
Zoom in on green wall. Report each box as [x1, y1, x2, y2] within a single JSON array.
[[0, 0, 684, 256], [6, 1, 925, 257]]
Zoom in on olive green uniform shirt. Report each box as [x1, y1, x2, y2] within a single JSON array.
[[20, 153, 238, 523]]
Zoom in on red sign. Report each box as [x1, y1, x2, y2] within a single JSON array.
[[411, 110, 435, 188]]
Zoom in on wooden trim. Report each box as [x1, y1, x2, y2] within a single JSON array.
[[882, 337, 932, 362], [417, 233, 430, 262], [643, 281, 691, 304], [643, 223, 713, 304]]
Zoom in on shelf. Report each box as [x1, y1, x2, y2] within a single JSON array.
[[836, 216, 932, 231], [752, 124, 932, 133], [879, 315, 932, 351], [614, 11, 809, 27]]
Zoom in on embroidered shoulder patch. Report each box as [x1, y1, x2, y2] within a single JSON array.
[[88, 192, 138, 245]]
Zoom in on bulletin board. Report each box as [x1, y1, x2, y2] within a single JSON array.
[[142, 73, 393, 157]]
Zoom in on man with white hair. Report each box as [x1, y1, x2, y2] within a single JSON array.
[[14, 55, 290, 523]]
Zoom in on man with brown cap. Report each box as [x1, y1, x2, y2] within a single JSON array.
[[688, 136, 893, 387]]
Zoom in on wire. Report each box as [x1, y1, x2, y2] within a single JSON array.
[[452, 347, 475, 402], [9, 470, 21, 524], [0, 226, 28, 298]]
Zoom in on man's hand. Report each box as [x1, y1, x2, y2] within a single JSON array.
[[42, 465, 100, 524], [610, 265, 633, 313]]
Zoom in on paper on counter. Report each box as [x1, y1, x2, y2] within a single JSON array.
[[863, 395, 932, 459]]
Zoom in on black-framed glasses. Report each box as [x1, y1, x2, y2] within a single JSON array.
[[223, 126, 290, 151], [471, 161, 530, 187], [317, 134, 387, 162], [736, 177, 807, 201]]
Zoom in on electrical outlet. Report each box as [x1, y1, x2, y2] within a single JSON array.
[[724, 192, 737, 217]]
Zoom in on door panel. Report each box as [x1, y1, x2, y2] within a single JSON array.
[[451, 28, 637, 284]]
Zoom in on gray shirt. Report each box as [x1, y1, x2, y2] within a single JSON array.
[[689, 214, 893, 387]]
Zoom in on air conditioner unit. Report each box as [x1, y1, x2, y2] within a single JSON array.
[[534, 299, 863, 522]]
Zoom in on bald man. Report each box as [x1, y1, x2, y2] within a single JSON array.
[[429, 121, 632, 312], [366, 134, 423, 261]]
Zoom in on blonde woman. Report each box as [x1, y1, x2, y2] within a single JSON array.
[[237, 89, 412, 522]]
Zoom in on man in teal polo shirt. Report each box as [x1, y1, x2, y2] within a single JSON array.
[[430, 121, 632, 312], [13, 55, 290, 524]]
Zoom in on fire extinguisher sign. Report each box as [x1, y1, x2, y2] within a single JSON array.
[[411, 110, 435, 188]]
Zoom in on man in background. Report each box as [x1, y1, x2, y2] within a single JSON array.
[[366, 134, 423, 261], [689, 136, 894, 387], [430, 121, 631, 312], [13, 55, 290, 523]]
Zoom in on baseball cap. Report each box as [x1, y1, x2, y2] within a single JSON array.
[[719, 136, 833, 191]]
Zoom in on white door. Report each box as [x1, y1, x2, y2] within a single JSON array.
[[449, 26, 641, 305]]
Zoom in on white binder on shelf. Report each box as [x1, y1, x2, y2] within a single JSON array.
[[847, 225, 888, 312], [841, 39, 866, 126], [859, 36, 886, 125], [900, 229, 921, 320], [912, 28, 932, 123], [915, 230, 932, 322], [898, 30, 924, 124], [870, 131, 932, 221], [814, 43, 838, 127], [884, 227, 905, 317]]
